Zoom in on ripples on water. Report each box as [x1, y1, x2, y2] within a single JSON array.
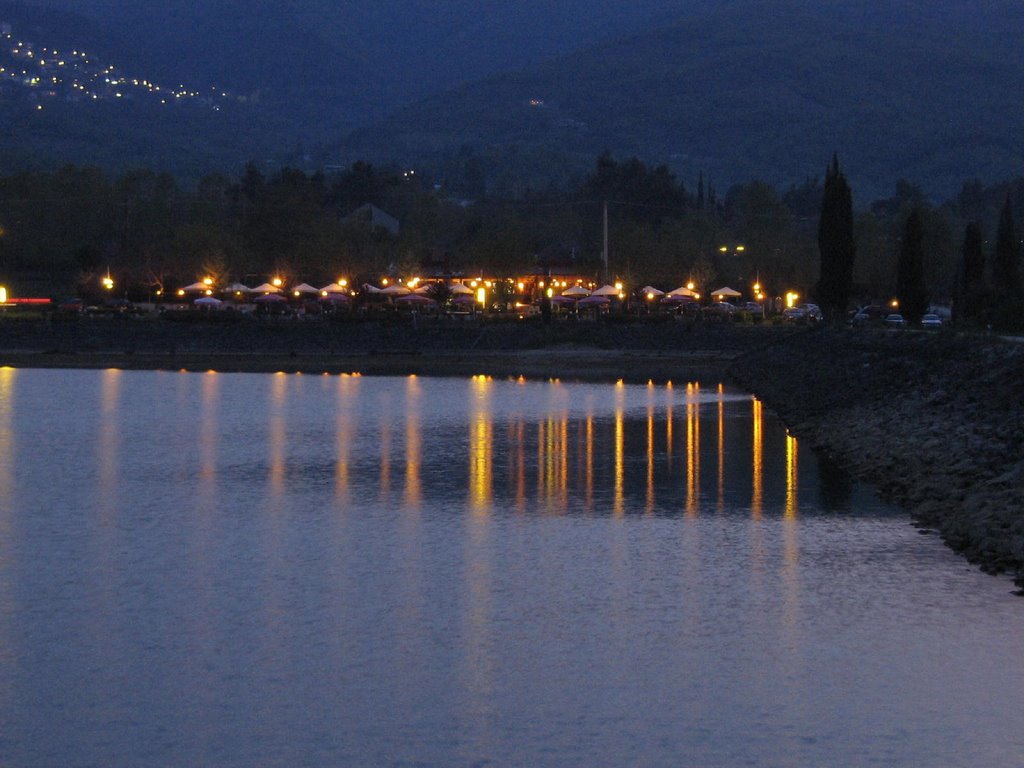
[[0, 368, 1021, 767]]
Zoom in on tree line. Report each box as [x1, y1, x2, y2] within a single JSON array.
[[0, 154, 1021, 327]]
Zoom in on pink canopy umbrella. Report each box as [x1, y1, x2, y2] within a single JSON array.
[[577, 295, 611, 307], [253, 293, 287, 303], [395, 293, 436, 306]]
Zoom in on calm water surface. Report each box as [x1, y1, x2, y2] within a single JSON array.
[[0, 368, 1021, 767]]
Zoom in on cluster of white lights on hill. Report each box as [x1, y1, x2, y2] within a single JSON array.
[[0, 29, 232, 111]]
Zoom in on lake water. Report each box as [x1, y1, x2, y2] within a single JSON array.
[[0, 368, 1021, 767]]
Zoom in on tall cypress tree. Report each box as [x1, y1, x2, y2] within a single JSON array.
[[896, 208, 929, 324], [816, 154, 856, 323], [993, 196, 1021, 297], [992, 196, 1023, 329], [953, 221, 985, 322]]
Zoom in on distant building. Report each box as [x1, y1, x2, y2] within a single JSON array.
[[342, 204, 399, 236]]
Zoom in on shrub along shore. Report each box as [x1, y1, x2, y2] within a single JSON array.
[[2, 315, 1021, 588]]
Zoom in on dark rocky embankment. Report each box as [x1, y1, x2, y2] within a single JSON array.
[[730, 329, 1024, 588]]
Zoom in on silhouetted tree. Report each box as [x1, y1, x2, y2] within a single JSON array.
[[952, 221, 986, 322], [991, 196, 1023, 328], [896, 208, 929, 323], [816, 154, 856, 322]]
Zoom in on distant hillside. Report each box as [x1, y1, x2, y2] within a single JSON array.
[[334, 0, 1024, 200]]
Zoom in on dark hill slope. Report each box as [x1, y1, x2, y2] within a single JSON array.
[[338, 1, 1024, 199]]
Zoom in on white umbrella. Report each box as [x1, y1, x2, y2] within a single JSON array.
[[711, 286, 742, 298], [362, 283, 383, 294], [251, 282, 282, 294], [320, 283, 348, 294], [380, 284, 411, 295], [292, 283, 320, 295], [193, 296, 223, 307], [413, 284, 433, 295], [668, 286, 696, 297], [223, 282, 251, 293], [642, 286, 665, 297], [562, 285, 591, 297], [591, 284, 620, 296], [181, 281, 210, 293], [449, 283, 474, 295]]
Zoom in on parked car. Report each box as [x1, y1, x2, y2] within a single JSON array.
[[799, 303, 823, 322], [57, 298, 84, 313], [703, 302, 737, 320], [920, 313, 943, 329], [851, 304, 885, 326], [782, 306, 806, 321], [884, 313, 906, 328]]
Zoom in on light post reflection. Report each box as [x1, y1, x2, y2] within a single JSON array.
[[646, 392, 656, 515], [334, 375, 358, 502], [717, 383, 726, 512], [267, 372, 287, 502], [751, 397, 763, 517], [685, 382, 700, 516], [613, 380, 625, 517], [404, 376, 422, 509], [785, 433, 799, 518], [469, 376, 493, 513]]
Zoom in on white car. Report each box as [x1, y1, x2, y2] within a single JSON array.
[[921, 313, 942, 329]]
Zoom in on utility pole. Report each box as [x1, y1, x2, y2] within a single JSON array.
[[602, 200, 609, 283]]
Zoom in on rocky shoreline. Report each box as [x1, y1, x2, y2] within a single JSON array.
[[2, 315, 1021, 587], [730, 328, 1024, 590]]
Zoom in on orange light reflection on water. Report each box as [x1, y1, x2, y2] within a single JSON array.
[[469, 376, 493, 513], [751, 397, 763, 518]]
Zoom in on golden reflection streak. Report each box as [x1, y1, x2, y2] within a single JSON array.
[[783, 432, 801, 627], [646, 383, 656, 515], [267, 372, 287, 501], [613, 380, 625, 517], [469, 376, 493, 514], [404, 376, 422, 509], [685, 382, 700, 516], [717, 383, 725, 512], [785, 433, 799, 519], [334, 375, 358, 502], [97, 369, 122, 511], [751, 397, 763, 518]]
